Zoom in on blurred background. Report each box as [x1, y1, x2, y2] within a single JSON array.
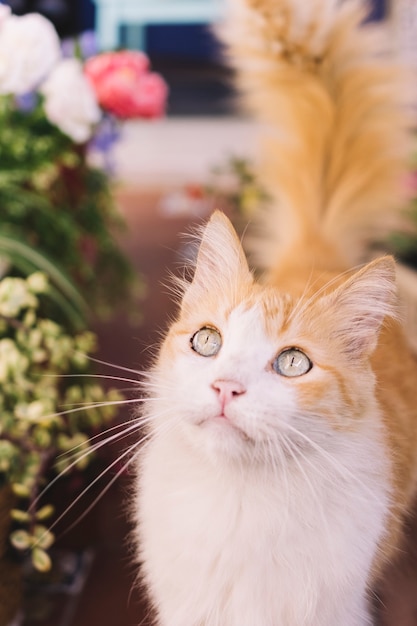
[[0, 1, 417, 626]]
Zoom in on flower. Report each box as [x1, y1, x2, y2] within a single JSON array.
[[0, 13, 163, 322], [84, 50, 149, 86], [40, 58, 101, 143], [0, 11, 61, 95], [0, 4, 10, 25], [85, 50, 168, 119]]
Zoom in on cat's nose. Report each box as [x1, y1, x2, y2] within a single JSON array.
[[211, 379, 246, 407]]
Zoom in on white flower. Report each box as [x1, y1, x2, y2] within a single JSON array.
[[0, 5, 11, 26], [0, 12, 61, 95], [40, 58, 101, 143]]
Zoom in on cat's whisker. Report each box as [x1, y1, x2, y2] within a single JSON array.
[[57, 396, 140, 409], [32, 407, 177, 529], [31, 419, 148, 512], [264, 437, 292, 536], [56, 417, 148, 463], [138, 381, 177, 394], [279, 434, 330, 535], [42, 373, 140, 386], [50, 447, 142, 545], [41, 397, 144, 422], [282, 420, 386, 506], [75, 352, 144, 377], [35, 436, 148, 549]]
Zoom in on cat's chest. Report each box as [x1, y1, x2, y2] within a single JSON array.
[[138, 431, 387, 565], [138, 430, 390, 626]]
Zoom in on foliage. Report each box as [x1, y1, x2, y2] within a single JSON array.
[[0, 273, 122, 571], [0, 8, 168, 326], [0, 91, 136, 325], [205, 155, 271, 221], [0, 10, 168, 578]]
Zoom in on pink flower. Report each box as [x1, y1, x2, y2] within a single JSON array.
[[404, 171, 417, 199], [85, 50, 149, 85], [84, 50, 168, 120]]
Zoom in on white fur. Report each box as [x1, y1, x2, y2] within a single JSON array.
[[135, 304, 391, 626]]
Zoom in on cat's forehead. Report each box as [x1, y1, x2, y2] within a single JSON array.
[[176, 280, 303, 340], [227, 287, 295, 338]]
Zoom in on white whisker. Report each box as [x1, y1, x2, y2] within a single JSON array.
[[279, 434, 330, 534], [75, 352, 144, 376], [35, 436, 148, 547], [42, 397, 144, 422], [283, 420, 384, 506], [42, 373, 140, 386]]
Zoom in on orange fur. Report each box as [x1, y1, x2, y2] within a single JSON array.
[[137, 2, 417, 622], [218, 0, 417, 580], [219, 0, 415, 270]]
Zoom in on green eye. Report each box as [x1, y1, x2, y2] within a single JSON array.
[[191, 327, 222, 357], [273, 348, 312, 378]]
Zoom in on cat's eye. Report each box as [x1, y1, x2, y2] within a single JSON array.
[[273, 348, 312, 378], [191, 327, 222, 357]]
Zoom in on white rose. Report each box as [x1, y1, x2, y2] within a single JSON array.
[[0, 12, 61, 95], [40, 58, 101, 143], [0, 5, 11, 26]]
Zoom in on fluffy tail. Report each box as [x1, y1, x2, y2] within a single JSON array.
[[219, 0, 415, 270]]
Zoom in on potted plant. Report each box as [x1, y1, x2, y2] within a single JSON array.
[[0, 272, 124, 624]]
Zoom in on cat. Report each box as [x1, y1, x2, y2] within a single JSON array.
[[133, 0, 417, 624]]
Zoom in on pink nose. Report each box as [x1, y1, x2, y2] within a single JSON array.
[[211, 379, 246, 408]]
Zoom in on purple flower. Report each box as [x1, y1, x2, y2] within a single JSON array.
[[89, 114, 121, 175], [62, 30, 98, 60], [14, 91, 37, 112]]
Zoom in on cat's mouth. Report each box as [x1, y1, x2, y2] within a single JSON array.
[[197, 414, 252, 443]]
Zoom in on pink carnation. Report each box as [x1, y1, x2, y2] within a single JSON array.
[[84, 50, 168, 120], [85, 50, 149, 84]]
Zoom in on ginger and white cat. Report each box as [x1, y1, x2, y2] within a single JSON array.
[[134, 1, 417, 624]]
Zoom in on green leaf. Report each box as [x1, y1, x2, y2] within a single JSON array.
[[33, 525, 55, 550], [10, 529, 31, 551], [11, 483, 31, 498], [10, 508, 30, 522], [0, 233, 89, 328], [35, 504, 55, 521], [32, 547, 52, 573]]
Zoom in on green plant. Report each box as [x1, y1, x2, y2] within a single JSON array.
[[0, 273, 122, 572], [0, 94, 138, 325], [206, 156, 271, 220]]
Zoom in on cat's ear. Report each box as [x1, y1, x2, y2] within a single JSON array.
[[181, 211, 253, 311], [317, 256, 398, 360]]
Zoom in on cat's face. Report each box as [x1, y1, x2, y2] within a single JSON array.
[[149, 212, 397, 465]]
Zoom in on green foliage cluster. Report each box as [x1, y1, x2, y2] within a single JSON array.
[[0, 273, 122, 572], [0, 95, 137, 326], [206, 156, 271, 220]]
